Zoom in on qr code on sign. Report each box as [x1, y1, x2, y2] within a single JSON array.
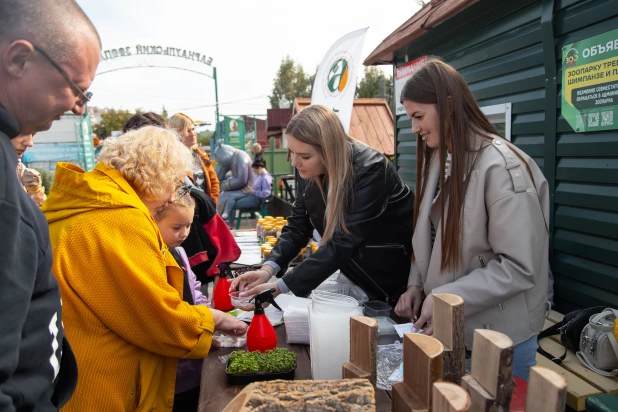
[[601, 111, 614, 126], [588, 112, 600, 127]]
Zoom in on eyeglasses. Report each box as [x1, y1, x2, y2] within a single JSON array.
[[175, 185, 191, 201], [33, 45, 92, 106]]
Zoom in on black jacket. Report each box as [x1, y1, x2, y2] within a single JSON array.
[[0, 107, 77, 411], [268, 141, 414, 305]]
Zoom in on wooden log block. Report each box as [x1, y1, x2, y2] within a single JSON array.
[[343, 316, 378, 385], [221, 379, 376, 412], [433, 382, 471, 412], [525, 366, 567, 412], [460, 329, 514, 412], [433, 293, 466, 385], [392, 382, 429, 412], [460, 375, 494, 412], [535, 354, 601, 411], [392, 334, 444, 412], [470, 329, 514, 409]]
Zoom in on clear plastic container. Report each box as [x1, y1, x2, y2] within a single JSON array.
[[309, 290, 362, 380], [373, 316, 400, 345], [315, 283, 369, 306], [363, 300, 392, 317], [229, 291, 255, 310]]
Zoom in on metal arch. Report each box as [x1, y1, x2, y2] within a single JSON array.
[[96, 64, 214, 79]]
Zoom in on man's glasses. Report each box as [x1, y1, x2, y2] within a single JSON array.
[[33, 45, 92, 106]]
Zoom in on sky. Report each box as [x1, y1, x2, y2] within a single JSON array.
[[77, 0, 421, 128]]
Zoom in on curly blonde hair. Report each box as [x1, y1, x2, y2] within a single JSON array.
[[98, 126, 194, 200]]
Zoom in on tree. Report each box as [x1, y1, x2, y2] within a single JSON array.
[[38, 168, 54, 195], [92, 108, 139, 139], [269, 56, 313, 108], [161, 106, 169, 122], [197, 130, 214, 147], [356, 67, 394, 108]]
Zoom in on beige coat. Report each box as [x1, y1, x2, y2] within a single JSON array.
[[408, 135, 549, 347]]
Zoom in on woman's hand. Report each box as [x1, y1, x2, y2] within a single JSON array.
[[243, 281, 280, 300], [229, 268, 273, 293], [413, 294, 434, 336], [395, 285, 423, 320], [210, 308, 248, 338], [246, 186, 255, 194]]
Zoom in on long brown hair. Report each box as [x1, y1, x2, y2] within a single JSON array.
[[286, 105, 354, 243], [400, 58, 500, 272]]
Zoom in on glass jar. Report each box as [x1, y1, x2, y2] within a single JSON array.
[[263, 226, 277, 241], [256, 218, 265, 239]]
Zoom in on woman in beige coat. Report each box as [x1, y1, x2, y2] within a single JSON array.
[[395, 59, 549, 381]]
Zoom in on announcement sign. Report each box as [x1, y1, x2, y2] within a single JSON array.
[[562, 28, 618, 132]]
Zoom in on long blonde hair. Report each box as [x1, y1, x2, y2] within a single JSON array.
[[286, 105, 354, 243], [169, 113, 194, 141]]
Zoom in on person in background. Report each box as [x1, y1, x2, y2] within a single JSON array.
[[12, 133, 47, 206], [221, 159, 272, 227], [0, 0, 101, 408], [251, 142, 264, 162], [170, 112, 220, 204], [123, 111, 168, 133], [42, 126, 247, 411], [231, 105, 414, 307], [154, 192, 207, 412], [395, 58, 549, 381]]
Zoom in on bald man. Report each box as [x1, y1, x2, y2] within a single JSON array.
[[0, 0, 101, 410]]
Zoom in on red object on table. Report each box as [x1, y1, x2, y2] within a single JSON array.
[[247, 313, 277, 352], [510, 377, 528, 411], [212, 274, 234, 311], [246, 289, 281, 352]]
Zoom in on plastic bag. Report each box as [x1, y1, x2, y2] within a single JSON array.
[[213, 332, 247, 348], [218, 353, 231, 364], [376, 342, 403, 390]]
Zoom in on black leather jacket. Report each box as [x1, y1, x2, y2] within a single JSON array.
[[267, 141, 414, 305]]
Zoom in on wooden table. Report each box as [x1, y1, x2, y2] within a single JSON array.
[[198, 323, 392, 411]]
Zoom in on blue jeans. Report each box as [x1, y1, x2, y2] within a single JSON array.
[[512, 334, 538, 381], [221, 193, 262, 226], [218, 191, 248, 216]]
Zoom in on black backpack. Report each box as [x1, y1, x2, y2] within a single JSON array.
[[537, 306, 606, 364]]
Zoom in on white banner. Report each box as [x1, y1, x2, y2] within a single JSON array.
[[311, 28, 368, 133], [394, 56, 427, 116]]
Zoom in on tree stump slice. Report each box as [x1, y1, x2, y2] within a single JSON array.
[[222, 379, 376, 412]]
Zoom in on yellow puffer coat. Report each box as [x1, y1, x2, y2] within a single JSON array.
[[43, 162, 215, 411]]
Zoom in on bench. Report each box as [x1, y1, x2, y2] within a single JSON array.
[[537, 310, 618, 410], [234, 196, 272, 229]]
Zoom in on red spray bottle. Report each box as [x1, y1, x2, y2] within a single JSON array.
[[212, 263, 233, 312], [246, 288, 282, 352]]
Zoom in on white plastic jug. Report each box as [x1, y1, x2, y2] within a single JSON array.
[[309, 290, 362, 380]]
